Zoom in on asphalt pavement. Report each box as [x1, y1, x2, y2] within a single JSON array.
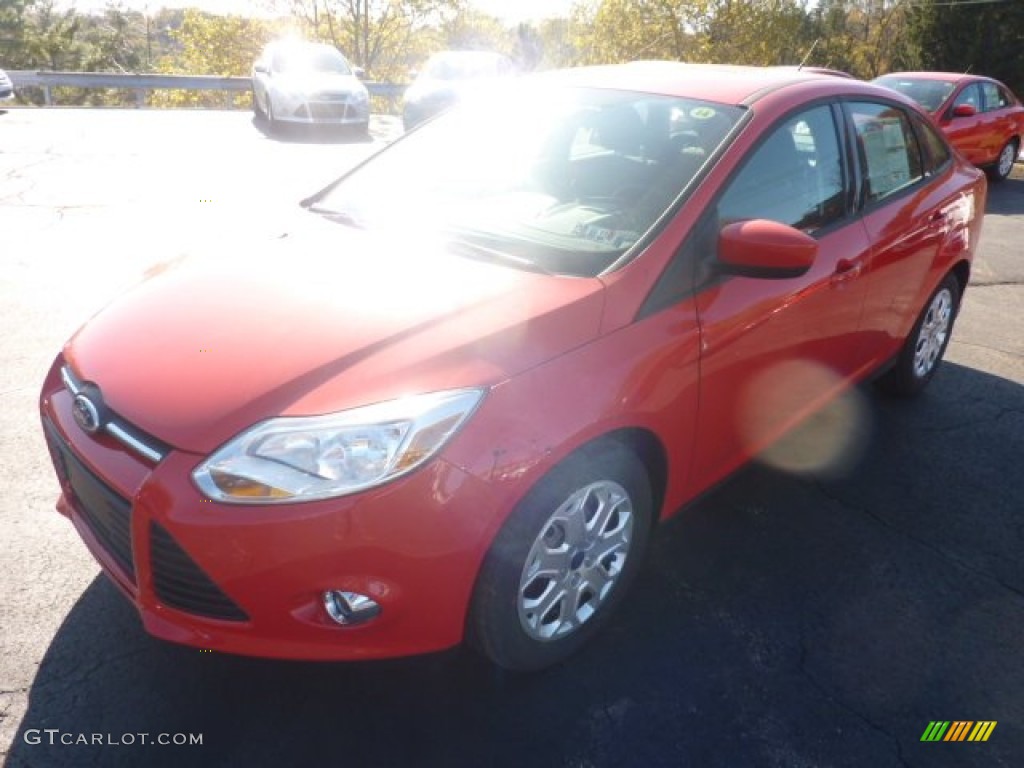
[[0, 108, 1021, 767]]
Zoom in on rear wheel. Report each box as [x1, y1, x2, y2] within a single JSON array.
[[878, 273, 960, 396], [469, 441, 652, 671], [988, 138, 1018, 182]]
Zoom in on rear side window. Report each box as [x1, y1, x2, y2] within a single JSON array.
[[847, 102, 924, 204], [981, 81, 1008, 111]]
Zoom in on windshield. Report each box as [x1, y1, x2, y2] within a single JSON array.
[[311, 86, 744, 276], [874, 76, 957, 113], [274, 45, 352, 76]]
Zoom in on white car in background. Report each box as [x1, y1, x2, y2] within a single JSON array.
[[402, 50, 517, 131], [252, 41, 369, 135], [0, 68, 14, 102]]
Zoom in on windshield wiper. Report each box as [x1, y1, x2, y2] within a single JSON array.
[[306, 204, 365, 229]]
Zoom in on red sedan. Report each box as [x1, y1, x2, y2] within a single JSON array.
[[874, 71, 1023, 181], [40, 64, 985, 671]]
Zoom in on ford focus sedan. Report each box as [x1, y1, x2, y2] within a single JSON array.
[[252, 40, 369, 135], [41, 64, 985, 671], [873, 72, 1023, 181]]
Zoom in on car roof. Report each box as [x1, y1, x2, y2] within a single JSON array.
[[877, 71, 991, 84], [535, 62, 884, 106]]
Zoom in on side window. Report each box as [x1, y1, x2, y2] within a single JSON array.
[[912, 113, 952, 174], [953, 83, 982, 112], [848, 102, 924, 204], [981, 81, 1006, 111], [717, 105, 845, 233]]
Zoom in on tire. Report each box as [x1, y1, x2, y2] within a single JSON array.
[[469, 440, 653, 671], [987, 138, 1018, 182], [877, 273, 960, 396], [252, 88, 264, 120]]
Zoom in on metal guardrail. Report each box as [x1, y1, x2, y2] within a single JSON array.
[[7, 71, 405, 108]]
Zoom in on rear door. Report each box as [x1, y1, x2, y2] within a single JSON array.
[[979, 80, 1016, 163], [845, 100, 960, 366]]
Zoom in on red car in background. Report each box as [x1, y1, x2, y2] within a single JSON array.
[[874, 72, 1024, 181], [41, 64, 986, 671]]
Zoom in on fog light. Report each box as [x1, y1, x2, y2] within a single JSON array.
[[323, 590, 380, 626]]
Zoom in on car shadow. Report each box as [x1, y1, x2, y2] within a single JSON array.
[[986, 165, 1024, 214], [250, 114, 372, 145], [6, 362, 1023, 768]]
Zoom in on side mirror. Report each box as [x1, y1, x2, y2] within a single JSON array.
[[718, 219, 817, 278], [952, 103, 977, 118], [353, 66, 366, 80], [254, 63, 268, 75]]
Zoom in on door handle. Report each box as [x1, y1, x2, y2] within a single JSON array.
[[832, 258, 862, 283]]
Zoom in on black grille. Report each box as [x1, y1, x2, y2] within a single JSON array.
[[43, 420, 135, 582], [150, 523, 249, 622]]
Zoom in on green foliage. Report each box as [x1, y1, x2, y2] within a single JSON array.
[[151, 9, 274, 108], [908, 0, 1024, 96], [281, 0, 463, 82]]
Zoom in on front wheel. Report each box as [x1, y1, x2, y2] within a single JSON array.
[[877, 273, 961, 396], [469, 441, 653, 671], [988, 139, 1018, 182]]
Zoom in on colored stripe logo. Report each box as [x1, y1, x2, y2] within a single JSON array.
[[920, 721, 997, 742]]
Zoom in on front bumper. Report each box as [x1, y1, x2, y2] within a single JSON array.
[[40, 358, 503, 660], [276, 97, 369, 126]]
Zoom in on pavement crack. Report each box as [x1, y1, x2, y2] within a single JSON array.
[[34, 647, 150, 695], [969, 279, 1024, 288], [809, 479, 1024, 601], [798, 632, 911, 768]]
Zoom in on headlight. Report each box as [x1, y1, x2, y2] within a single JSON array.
[[193, 389, 484, 504]]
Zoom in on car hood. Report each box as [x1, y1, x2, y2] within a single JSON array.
[[65, 222, 605, 454], [275, 72, 364, 95]]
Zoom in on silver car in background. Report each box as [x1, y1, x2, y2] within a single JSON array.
[[0, 68, 14, 102], [402, 50, 516, 131], [252, 41, 369, 135]]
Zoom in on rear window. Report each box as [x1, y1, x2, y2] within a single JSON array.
[[874, 76, 956, 113]]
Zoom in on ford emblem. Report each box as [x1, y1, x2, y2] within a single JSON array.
[[72, 393, 102, 434]]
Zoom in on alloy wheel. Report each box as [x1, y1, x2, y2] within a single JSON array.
[[912, 287, 953, 379], [517, 480, 634, 642]]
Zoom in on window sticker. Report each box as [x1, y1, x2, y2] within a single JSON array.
[[860, 117, 912, 199], [572, 222, 640, 248]]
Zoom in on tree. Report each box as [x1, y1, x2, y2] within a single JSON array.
[[152, 9, 274, 107], [706, 0, 816, 67], [908, 0, 1024, 96], [279, 0, 462, 81], [571, 0, 717, 64]]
